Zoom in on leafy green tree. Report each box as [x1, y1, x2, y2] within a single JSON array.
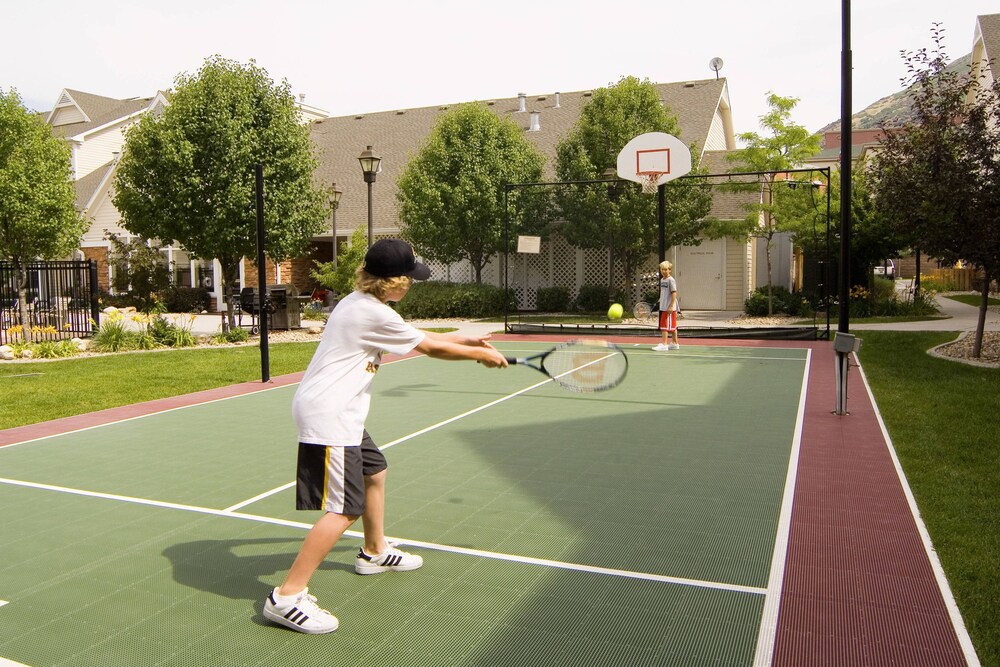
[[113, 56, 330, 329], [781, 164, 905, 295], [870, 27, 1000, 357], [105, 232, 171, 312], [0, 89, 89, 342], [396, 102, 549, 283], [726, 93, 822, 314], [554, 76, 712, 299], [310, 226, 368, 297]]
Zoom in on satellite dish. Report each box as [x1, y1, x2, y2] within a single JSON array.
[[709, 57, 724, 78]]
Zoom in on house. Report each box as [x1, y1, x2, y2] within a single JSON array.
[[297, 79, 749, 309], [50, 78, 755, 310], [41, 88, 327, 299]]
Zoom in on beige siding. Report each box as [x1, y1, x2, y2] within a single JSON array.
[[725, 236, 752, 310], [81, 194, 127, 244], [50, 106, 86, 126], [75, 125, 127, 179], [704, 110, 728, 152]]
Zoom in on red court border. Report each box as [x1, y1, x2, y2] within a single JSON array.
[[0, 335, 976, 665]]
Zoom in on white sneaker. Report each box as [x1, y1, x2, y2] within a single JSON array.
[[263, 587, 339, 634], [652, 343, 668, 351], [668, 343, 680, 350], [355, 543, 424, 574]]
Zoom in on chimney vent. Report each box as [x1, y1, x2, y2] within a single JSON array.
[[299, 93, 306, 102], [555, 92, 561, 108], [528, 110, 540, 132], [517, 93, 527, 112]]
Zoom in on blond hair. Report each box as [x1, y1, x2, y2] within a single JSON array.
[[354, 266, 412, 301], [659, 260, 673, 272]]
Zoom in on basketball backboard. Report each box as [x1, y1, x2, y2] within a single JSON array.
[[616, 132, 692, 192]]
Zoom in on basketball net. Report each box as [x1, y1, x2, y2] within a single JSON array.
[[639, 173, 663, 194]]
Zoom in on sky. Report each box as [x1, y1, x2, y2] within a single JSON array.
[[3, 0, 998, 136]]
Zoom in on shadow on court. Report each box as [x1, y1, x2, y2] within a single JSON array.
[[162, 537, 356, 601]]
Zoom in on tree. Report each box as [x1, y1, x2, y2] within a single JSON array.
[[0, 88, 89, 342], [105, 232, 171, 312], [726, 93, 822, 314], [113, 56, 330, 329], [780, 164, 905, 297], [870, 26, 1000, 357], [310, 226, 368, 297], [396, 103, 549, 283], [553, 76, 712, 300]]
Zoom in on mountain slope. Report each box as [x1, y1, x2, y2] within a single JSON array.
[[817, 53, 971, 133]]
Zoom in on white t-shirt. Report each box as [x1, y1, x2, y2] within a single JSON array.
[[292, 290, 425, 446]]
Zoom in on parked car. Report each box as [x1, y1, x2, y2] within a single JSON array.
[[873, 259, 896, 280]]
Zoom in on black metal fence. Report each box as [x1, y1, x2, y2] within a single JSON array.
[[0, 260, 100, 345]]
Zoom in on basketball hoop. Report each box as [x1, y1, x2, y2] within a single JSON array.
[[639, 173, 664, 194]]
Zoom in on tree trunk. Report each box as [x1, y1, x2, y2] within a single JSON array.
[[973, 269, 992, 358], [14, 263, 31, 344]]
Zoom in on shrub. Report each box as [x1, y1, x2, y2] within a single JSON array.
[[395, 281, 516, 319], [92, 312, 139, 352], [744, 285, 814, 317], [213, 327, 250, 344], [535, 286, 570, 312], [160, 287, 211, 313], [574, 285, 613, 312], [148, 314, 198, 347]]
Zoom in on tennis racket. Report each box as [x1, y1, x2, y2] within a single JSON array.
[[632, 301, 653, 321], [506, 339, 628, 392]]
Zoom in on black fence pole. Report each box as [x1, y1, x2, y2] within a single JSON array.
[[88, 260, 100, 332], [255, 164, 270, 383]]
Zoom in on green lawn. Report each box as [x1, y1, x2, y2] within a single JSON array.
[[0, 342, 319, 430], [0, 332, 996, 664], [945, 293, 1000, 307]]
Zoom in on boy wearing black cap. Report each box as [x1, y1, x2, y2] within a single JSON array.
[[263, 239, 507, 634]]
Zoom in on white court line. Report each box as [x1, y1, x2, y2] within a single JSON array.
[[0, 658, 31, 667], [0, 476, 763, 597], [223, 481, 295, 512], [0, 600, 7, 608], [854, 356, 982, 667], [752, 349, 811, 667]]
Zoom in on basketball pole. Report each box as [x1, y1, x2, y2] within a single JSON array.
[[657, 183, 665, 262], [255, 164, 271, 384], [835, 0, 852, 415]]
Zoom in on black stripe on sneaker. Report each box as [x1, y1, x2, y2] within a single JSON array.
[[285, 608, 307, 625]]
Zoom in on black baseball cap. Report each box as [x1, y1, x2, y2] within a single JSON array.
[[362, 239, 431, 280]]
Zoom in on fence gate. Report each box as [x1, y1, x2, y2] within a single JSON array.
[[0, 260, 100, 345]]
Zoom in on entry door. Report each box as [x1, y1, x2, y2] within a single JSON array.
[[674, 238, 725, 309]]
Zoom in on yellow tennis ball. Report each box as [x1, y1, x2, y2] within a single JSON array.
[[607, 303, 623, 320]]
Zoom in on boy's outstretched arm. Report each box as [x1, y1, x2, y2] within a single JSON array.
[[414, 331, 508, 367]]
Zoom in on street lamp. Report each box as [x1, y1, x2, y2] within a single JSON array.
[[358, 145, 381, 247], [329, 182, 342, 268]]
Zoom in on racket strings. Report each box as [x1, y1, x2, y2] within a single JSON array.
[[542, 345, 628, 392]]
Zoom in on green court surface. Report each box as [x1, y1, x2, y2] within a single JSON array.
[[0, 341, 809, 666]]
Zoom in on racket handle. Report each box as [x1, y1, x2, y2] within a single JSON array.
[[504, 357, 519, 364]]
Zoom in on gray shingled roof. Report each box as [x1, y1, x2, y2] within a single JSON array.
[[700, 151, 760, 220], [74, 160, 114, 211], [49, 89, 154, 139], [310, 79, 728, 236], [978, 14, 1000, 68]]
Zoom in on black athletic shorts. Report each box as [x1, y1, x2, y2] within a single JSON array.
[[295, 430, 388, 515]]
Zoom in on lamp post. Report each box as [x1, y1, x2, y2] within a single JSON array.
[[329, 182, 342, 268], [358, 145, 381, 247]]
